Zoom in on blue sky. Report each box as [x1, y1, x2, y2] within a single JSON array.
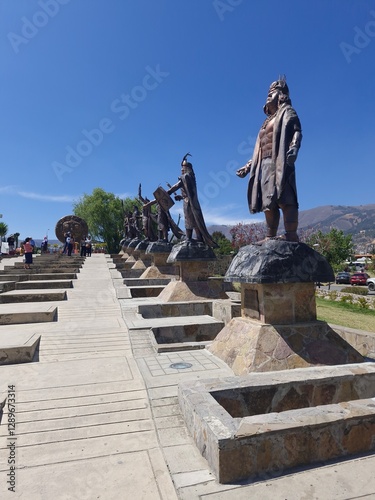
[[1, 0, 374, 242]]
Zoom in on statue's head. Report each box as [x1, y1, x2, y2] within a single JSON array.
[[263, 77, 291, 115], [181, 152, 193, 173]]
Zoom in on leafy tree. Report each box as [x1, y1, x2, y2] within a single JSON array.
[[304, 228, 354, 271], [73, 188, 134, 253], [212, 231, 233, 256], [0, 222, 8, 243], [230, 222, 267, 250]]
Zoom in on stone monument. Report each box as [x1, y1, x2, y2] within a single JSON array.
[[156, 154, 226, 301], [209, 79, 363, 372], [55, 215, 88, 244]]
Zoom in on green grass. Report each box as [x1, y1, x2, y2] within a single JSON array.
[[316, 296, 375, 333]]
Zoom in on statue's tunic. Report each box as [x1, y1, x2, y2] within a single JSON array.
[[247, 103, 302, 213]]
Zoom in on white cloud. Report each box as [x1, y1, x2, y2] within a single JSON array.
[[0, 185, 17, 194], [17, 191, 76, 202], [115, 192, 133, 199], [170, 204, 263, 226]]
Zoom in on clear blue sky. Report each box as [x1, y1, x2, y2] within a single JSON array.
[[1, 0, 374, 242]]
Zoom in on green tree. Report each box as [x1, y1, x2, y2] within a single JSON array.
[[13, 232, 20, 248], [0, 222, 8, 243], [212, 231, 233, 256], [305, 228, 354, 271], [73, 188, 133, 253]]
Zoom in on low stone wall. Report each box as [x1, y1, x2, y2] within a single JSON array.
[[331, 324, 375, 359], [179, 363, 375, 483], [316, 289, 375, 309]]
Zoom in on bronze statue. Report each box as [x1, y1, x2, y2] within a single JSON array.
[[145, 187, 184, 243], [124, 206, 142, 240], [236, 78, 302, 242], [167, 153, 217, 248], [138, 184, 157, 242]]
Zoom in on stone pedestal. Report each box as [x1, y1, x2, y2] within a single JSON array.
[[208, 240, 364, 374], [140, 242, 179, 279], [120, 237, 132, 257], [122, 239, 140, 268], [242, 282, 316, 324], [131, 241, 152, 271], [157, 242, 227, 302]]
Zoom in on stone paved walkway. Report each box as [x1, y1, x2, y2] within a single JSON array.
[[0, 254, 375, 499]]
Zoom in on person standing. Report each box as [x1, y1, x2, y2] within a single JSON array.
[[7, 235, 15, 253], [23, 237, 33, 269], [41, 236, 48, 253], [80, 236, 87, 257], [85, 236, 92, 257], [66, 234, 74, 256]]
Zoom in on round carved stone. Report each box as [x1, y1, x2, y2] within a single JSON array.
[[55, 215, 89, 243]]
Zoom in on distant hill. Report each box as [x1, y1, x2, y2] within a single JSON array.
[[298, 204, 375, 236], [208, 204, 375, 250]]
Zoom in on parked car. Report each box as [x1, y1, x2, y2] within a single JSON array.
[[350, 272, 370, 286], [335, 272, 351, 284], [367, 277, 375, 292]]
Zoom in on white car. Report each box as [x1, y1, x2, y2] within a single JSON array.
[[367, 277, 375, 292]]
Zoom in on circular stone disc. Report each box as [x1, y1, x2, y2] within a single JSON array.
[[55, 215, 89, 243]]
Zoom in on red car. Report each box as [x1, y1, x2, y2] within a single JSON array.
[[350, 272, 370, 286]]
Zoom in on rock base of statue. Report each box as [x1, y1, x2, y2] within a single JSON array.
[[157, 241, 227, 302], [131, 240, 152, 270], [140, 241, 179, 279], [120, 238, 132, 257], [208, 240, 363, 374], [121, 238, 141, 268]]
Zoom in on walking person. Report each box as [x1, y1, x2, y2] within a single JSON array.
[[23, 237, 33, 269]]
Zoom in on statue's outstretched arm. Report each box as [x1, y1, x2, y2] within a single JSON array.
[[167, 179, 182, 195], [236, 159, 252, 178]]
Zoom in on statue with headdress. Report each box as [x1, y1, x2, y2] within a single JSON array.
[[167, 153, 217, 248], [236, 77, 302, 242]]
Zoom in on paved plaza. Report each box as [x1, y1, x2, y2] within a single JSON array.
[[1, 254, 375, 499]]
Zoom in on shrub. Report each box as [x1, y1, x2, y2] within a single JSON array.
[[340, 294, 353, 304], [327, 291, 338, 301], [341, 286, 368, 296], [357, 297, 370, 309]]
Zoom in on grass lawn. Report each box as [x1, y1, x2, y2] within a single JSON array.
[[316, 297, 375, 333]]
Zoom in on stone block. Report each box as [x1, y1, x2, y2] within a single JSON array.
[[208, 317, 363, 375], [178, 363, 375, 483]]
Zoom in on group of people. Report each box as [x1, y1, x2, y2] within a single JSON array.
[[62, 232, 92, 256]]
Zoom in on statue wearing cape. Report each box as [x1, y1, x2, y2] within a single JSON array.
[[168, 154, 217, 248]]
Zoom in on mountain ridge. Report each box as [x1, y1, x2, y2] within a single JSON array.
[[208, 204, 375, 246]]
